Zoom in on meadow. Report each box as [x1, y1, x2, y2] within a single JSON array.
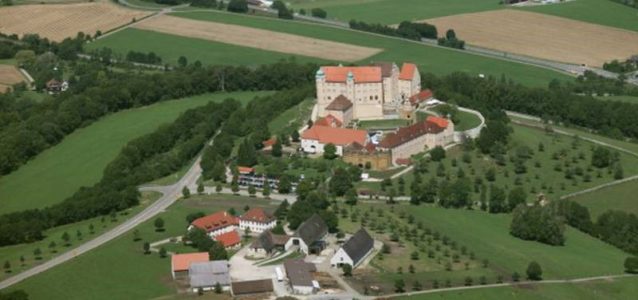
[[595, 95, 638, 104], [517, 0, 638, 33], [570, 180, 638, 218], [8, 194, 279, 300], [289, 0, 501, 25], [397, 276, 638, 300], [92, 10, 573, 87], [0, 91, 265, 213]]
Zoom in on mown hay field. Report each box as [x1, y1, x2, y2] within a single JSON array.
[[0, 64, 25, 93], [134, 15, 383, 62], [424, 9, 638, 67], [0, 2, 150, 41]]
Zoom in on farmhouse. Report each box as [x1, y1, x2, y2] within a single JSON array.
[[330, 228, 374, 268], [316, 62, 421, 120], [230, 279, 274, 296], [248, 230, 290, 258], [239, 208, 276, 234], [171, 252, 209, 279], [285, 214, 328, 254], [188, 211, 239, 237], [378, 116, 454, 162], [283, 259, 319, 295], [301, 125, 367, 156], [188, 260, 231, 292]]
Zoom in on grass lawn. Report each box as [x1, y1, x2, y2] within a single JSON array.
[[570, 180, 638, 219], [88, 28, 326, 66], [595, 95, 638, 104], [517, 0, 638, 33], [0, 191, 161, 281], [398, 276, 638, 300], [268, 98, 314, 135], [139, 11, 572, 87], [8, 194, 279, 300], [289, 0, 502, 24], [359, 118, 412, 130], [356, 124, 638, 200], [0, 91, 265, 214]]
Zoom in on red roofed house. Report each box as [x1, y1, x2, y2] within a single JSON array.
[[238, 166, 255, 175], [378, 116, 454, 162], [240, 208, 277, 234], [314, 114, 343, 128], [214, 230, 241, 249], [301, 125, 368, 156], [189, 211, 239, 238], [315, 62, 420, 120], [171, 252, 209, 279], [409, 89, 434, 106]]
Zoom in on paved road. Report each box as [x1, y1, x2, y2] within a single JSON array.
[[0, 157, 203, 290]]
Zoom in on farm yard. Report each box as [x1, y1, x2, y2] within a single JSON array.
[[0, 64, 26, 93], [424, 9, 638, 67], [0, 1, 150, 41], [134, 15, 382, 62], [0, 91, 265, 214]]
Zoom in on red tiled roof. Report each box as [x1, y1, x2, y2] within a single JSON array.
[[241, 208, 275, 223], [302, 126, 367, 146], [399, 63, 417, 81], [426, 116, 450, 128], [171, 252, 209, 272], [191, 211, 239, 233], [325, 95, 353, 111], [409, 89, 433, 105], [322, 66, 382, 83], [379, 119, 445, 149], [238, 166, 255, 174], [396, 158, 412, 165], [215, 230, 241, 248], [315, 114, 343, 128], [262, 137, 277, 148]]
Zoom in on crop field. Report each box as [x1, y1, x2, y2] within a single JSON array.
[[135, 15, 382, 62], [424, 9, 638, 67], [338, 202, 629, 295], [0, 91, 265, 214], [289, 0, 501, 25], [570, 180, 638, 218], [0, 64, 25, 92], [517, 0, 638, 33], [398, 276, 638, 300], [152, 11, 573, 87], [0, 2, 150, 41], [7, 194, 278, 300]]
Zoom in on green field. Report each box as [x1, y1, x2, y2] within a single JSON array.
[[0, 91, 265, 214], [570, 180, 638, 218], [518, 0, 638, 33], [8, 194, 279, 300], [398, 276, 638, 300], [88, 28, 325, 66], [268, 98, 315, 135], [290, 0, 501, 24], [94, 10, 572, 87], [359, 118, 412, 130], [595, 95, 638, 104]]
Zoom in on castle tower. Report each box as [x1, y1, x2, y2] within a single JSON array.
[[316, 68, 327, 117]]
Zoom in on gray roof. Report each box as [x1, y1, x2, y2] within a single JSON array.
[[294, 214, 328, 246], [283, 259, 316, 287], [372, 61, 396, 77], [231, 279, 274, 295], [251, 230, 290, 252], [341, 228, 374, 265], [189, 260, 230, 287], [325, 95, 353, 111]]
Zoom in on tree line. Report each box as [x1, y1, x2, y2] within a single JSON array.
[[349, 20, 438, 41]]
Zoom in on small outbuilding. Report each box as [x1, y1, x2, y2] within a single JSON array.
[[188, 260, 231, 292], [285, 214, 328, 254], [230, 279, 274, 296], [171, 252, 209, 279], [330, 228, 374, 268], [283, 259, 318, 295]]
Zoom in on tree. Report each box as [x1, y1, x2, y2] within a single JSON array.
[[143, 242, 150, 254], [464, 276, 473, 286], [330, 167, 353, 196], [272, 223, 285, 235], [231, 181, 240, 195], [61, 232, 71, 246], [186, 212, 206, 224], [272, 139, 283, 157], [182, 186, 191, 198], [510, 205, 565, 246], [394, 278, 405, 293], [345, 188, 358, 206], [311, 8, 327, 18], [209, 241, 228, 260], [76, 229, 83, 240], [177, 56, 188, 67], [33, 248, 42, 260], [248, 184, 257, 197], [591, 146, 611, 168], [132, 229, 141, 242], [526, 261, 543, 280], [237, 139, 258, 166], [430, 146, 446, 161], [342, 264, 352, 276], [488, 185, 507, 213], [508, 187, 527, 211], [3, 260, 10, 273], [624, 257, 638, 274], [197, 182, 205, 195], [262, 181, 271, 198], [154, 217, 165, 232], [324, 143, 337, 159], [214, 282, 223, 293], [216, 182, 223, 193], [159, 247, 167, 258], [291, 130, 300, 142]]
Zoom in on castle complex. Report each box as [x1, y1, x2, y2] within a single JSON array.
[[315, 62, 421, 122]]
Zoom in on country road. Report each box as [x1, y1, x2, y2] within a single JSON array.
[[0, 157, 203, 290]]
